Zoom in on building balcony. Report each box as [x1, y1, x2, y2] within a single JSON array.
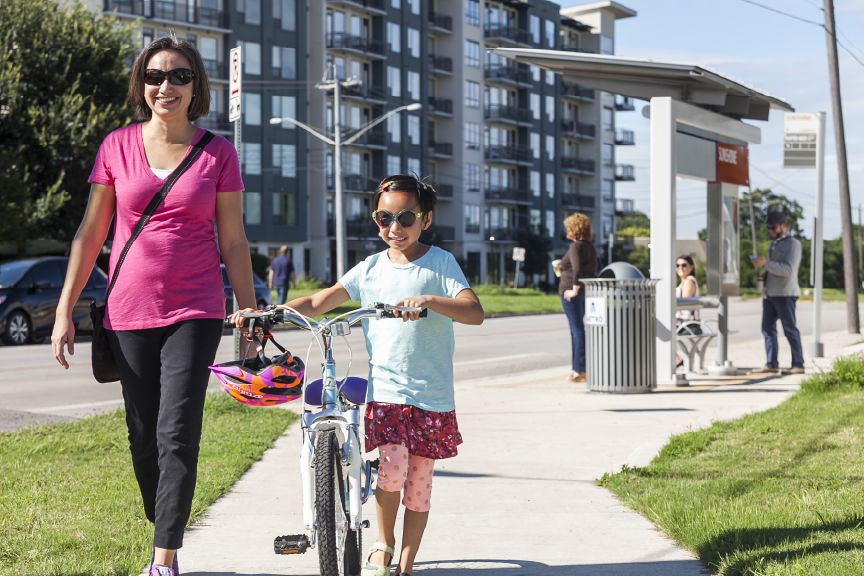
[[104, 0, 228, 30], [616, 198, 635, 215], [561, 193, 595, 210], [325, 0, 386, 16], [484, 64, 532, 86], [484, 144, 533, 166], [428, 54, 453, 74], [465, 223, 481, 234], [331, 83, 388, 103], [561, 81, 595, 102], [615, 129, 635, 145], [202, 59, 227, 81], [326, 33, 386, 59], [345, 131, 387, 149], [428, 12, 453, 33], [615, 164, 636, 181], [561, 120, 596, 139], [615, 96, 636, 111], [346, 219, 381, 238], [436, 225, 456, 241], [559, 44, 596, 54], [483, 24, 531, 47], [195, 111, 230, 133], [485, 104, 532, 126], [437, 183, 454, 199], [428, 96, 453, 116], [487, 227, 519, 242], [561, 156, 596, 175], [485, 186, 533, 205], [330, 173, 380, 193], [429, 141, 453, 158]]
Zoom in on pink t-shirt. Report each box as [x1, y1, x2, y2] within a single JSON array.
[[89, 124, 244, 330]]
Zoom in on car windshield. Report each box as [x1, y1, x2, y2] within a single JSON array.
[[0, 261, 33, 288], [220, 265, 268, 288], [252, 272, 267, 287]]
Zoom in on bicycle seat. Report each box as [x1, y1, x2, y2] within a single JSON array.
[[305, 377, 368, 406]]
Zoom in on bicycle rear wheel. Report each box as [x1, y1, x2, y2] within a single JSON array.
[[315, 431, 361, 576]]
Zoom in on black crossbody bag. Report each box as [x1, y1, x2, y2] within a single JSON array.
[[90, 131, 215, 383]]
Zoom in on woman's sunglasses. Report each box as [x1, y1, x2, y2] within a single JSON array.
[[372, 208, 423, 229], [676, 263, 691, 268], [144, 68, 195, 86]]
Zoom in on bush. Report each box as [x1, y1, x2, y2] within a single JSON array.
[[800, 352, 864, 394], [250, 252, 270, 279]]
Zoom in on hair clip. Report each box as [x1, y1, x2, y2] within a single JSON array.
[[382, 180, 394, 191]]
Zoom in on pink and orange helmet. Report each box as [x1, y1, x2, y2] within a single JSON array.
[[209, 351, 306, 407]]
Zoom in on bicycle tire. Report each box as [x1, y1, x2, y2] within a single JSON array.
[[315, 431, 361, 576]]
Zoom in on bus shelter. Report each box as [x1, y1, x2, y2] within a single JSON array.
[[491, 48, 794, 385]]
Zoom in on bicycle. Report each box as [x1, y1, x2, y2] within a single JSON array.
[[219, 303, 426, 576]]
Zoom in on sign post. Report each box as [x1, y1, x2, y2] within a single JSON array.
[[229, 46, 242, 361], [784, 112, 825, 357], [512, 247, 525, 288]]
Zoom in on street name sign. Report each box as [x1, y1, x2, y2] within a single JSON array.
[[228, 46, 242, 122], [783, 112, 819, 168], [584, 297, 607, 326], [512, 247, 525, 262]]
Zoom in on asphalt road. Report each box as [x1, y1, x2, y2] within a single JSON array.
[[0, 298, 856, 431]]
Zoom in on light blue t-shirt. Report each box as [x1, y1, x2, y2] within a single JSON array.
[[339, 246, 470, 412]]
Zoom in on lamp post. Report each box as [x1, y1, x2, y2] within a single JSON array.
[[271, 100, 422, 279]]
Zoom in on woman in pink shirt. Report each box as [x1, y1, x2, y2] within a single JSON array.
[[51, 36, 254, 575]]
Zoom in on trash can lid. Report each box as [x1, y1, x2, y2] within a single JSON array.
[[597, 262, 645, 279]]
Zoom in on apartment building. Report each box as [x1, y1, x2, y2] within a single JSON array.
[[92, 0, 636, 285]]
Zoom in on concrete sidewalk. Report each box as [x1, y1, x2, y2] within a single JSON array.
[[179, 331, 860, 576]]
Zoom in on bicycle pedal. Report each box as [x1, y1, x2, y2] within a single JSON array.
[[369, 458, 380, 469], [274, 534, 310, 555]]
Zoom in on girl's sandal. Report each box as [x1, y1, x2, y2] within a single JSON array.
[[360, 542, 395, 576]]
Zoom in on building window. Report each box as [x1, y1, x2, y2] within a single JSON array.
[[272, 46, 296, 79], [530, 15, 540, 44], [603, 179, 615, 201], [142, 28, 153, 48], [240, 41, 261, 75], [466, 0, 479, 26], [601, 35, 614, 55], [530, 209, 541, 233], [603, 143, 614, 166], [465, 163, 480, 190], [545, 135, 554, 160], [243, 192, 262, 225], [407, 0, 420, 15], [387, 22, 401, 53], [545, 19, 555, 48], [273, 193, 297, 225], [407, 71, 420, 101], [272, 0, 296, 30], [465, 204, 481, 233], [545, 70, 555, 86], [530, 132, 540, 159], [242, 93, 261, 125], [391, 0, 399, 7], [242, 142, 261, 175], [545, 95, 555, 122], [602, 215, 614, 237], [407, 115, 421, 145], [465, 40, 480, 67], [545, 172, 554, 198], [272, 96, 296, 128], [387, 66, 401, 97], [200, 36, 217, 63], [242, 0, 261, 24], [387, 155, 401, 175], [530, 170, 540, 197], [387, 114, 401, 143], [407, 157, 421, 176], [465, 81, 480, 108], [546, 210, 555, 238], [530, 93, 540, 120], [465, 122, 480, 149], [530, 65, 540, 82], [407, 28, 420, 58], [272, 144, 296, 178], [603, 107, 614, 131]]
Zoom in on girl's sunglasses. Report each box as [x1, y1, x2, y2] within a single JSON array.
[[144, 68, 195, 86], [372, 208, 423, 229]]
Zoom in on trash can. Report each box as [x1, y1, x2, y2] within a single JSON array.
[[582, 264, 659, 393]]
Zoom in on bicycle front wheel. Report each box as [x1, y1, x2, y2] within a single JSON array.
[[315, 430, 360, 576]]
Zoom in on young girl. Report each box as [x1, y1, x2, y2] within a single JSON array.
[[281, 174, 484, 575]]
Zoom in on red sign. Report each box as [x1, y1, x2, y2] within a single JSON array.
[[714, 142, 749, 186]]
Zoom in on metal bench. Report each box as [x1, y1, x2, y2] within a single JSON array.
[[676, 297, 737, 374]]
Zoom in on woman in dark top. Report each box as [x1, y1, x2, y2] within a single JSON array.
[[555, 213, 598, 383]]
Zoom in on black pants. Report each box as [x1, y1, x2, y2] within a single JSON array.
[[106, 318, 222, 549]]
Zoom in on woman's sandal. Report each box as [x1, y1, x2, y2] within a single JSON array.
[[360, 542, 394, 576]]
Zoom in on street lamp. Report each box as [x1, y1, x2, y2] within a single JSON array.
[[271, 100, 422, 280]]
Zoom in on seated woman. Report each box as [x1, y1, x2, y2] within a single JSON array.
[[675, 255, 699, 367]]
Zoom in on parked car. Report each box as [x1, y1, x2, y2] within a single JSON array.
[[220, 264, 272, 312], [0, 257, 107, 346]]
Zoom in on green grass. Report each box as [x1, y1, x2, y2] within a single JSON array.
[[739, 287, 864, 302], [0, 393, 297, 576], [598, 355, 864, 576]]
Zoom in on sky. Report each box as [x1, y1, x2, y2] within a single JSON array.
[[559, 0, 864, 239]]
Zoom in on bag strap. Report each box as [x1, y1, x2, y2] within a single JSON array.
[[106, 131, 216, 300]]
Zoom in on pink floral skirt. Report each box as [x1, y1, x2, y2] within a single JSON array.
[[364, 402, 463, 460]]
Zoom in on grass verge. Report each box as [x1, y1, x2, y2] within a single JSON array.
[[739, 287, 864, 302], [598, 355, 864, 575], [0, 392, 297, 576]]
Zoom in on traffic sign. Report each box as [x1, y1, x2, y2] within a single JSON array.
[[228, 46, 242, 122], [783, 112, 819, 168], [512, 247, 525, 262]]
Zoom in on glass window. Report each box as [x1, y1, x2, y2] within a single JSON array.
[[272, 144, 296, 177], [601, 35, 614, 55], [545, 19, 555, 48], [530, 93, 540, 120], [465, 163, 480, 190], [272, 95, 296, 128], [603, 143, 614, 165], [465, 0, 479, 26], [391, 0, 399, 7], [273, 193, 297, 225], [245, 0, 261, 24], [272, 47, 296, 79], [546, 210, 555, 238], [408, 28, 420, 58], [387, 114, 401, 143], [243, 192, 262, 225], [465, 40, 480, 67], [242, 92, 261, 125], [464, 122, 480, 149], [603, 179, 615, 201], [465, 81, 480, 108], [530, 65, 540, 82], [603, 215, 613, 237], [273, 0, 295, 30], [242, 142, 261, 175], [407, 115, 420, 145], [603, 107, 614, 131], [407, 157, 421, 176], [199, 37, 217, 61], [530, 209, 541, 233], [545, 70, 555, 85], [408, 0, 420, 15], [546, 95, 555, 122], [408, 71, 420, 101], [387, 155, 401, 175], [530, 171, 540, 197], [464, 204, 481, 233], [545, 135, 554, 160], [530, 132, 540, 159], [387, 66, 401, 97], [545, 172, 554, 198], [142, 28, 153, 48], [387, 22, 400, 53], [530, 15, 540, 44], [243, 41, 261, 75]]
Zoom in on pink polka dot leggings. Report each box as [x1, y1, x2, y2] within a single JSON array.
[[376, 444, 435, 512]]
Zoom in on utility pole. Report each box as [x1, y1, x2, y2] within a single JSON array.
[[823, 0, 860, 332], [858, 204, 863, 285]]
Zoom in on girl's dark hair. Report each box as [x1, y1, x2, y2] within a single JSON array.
[[128, 35, 211, 121], [373, 174, 438, 216], [677, 254, 695, 269]]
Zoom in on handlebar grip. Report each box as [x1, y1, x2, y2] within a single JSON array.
[[419, 308, 428, 318], [381, 308, 428, 319]]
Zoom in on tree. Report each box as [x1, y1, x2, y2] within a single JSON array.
[[0, 0, 137, 256], [617, 210, 650, 234]]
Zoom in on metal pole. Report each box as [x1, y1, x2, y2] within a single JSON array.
[[858, 203, 862, 284], [514, 260, 521, 288], [608, 233, 613, 266], [823, 0, 860, 333], [333, 66, 345, 280], [747, 188, 762, 294], [233, 115, 242, 361], [718, 296, 728, 363], [810, 111, 826, 357]]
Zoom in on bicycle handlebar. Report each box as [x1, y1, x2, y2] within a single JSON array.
[[223, 304, 427, 330]]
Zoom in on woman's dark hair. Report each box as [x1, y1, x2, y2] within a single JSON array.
[[372, 174, 438, 217], [128, 35, 211, 121], [677, 254, 695, 269]]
